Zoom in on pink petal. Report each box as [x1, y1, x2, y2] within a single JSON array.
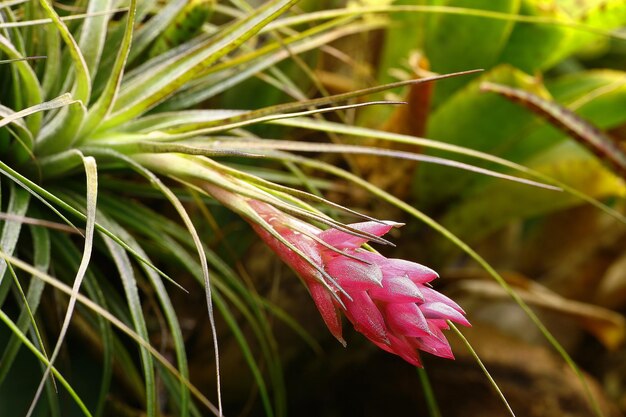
[[326, 256, 383, 290], [371, 336, 423, 367], [387, 335, 423, 367], [319, 221, 395, 249], [428, 322, 450, 344], [383, 302, 431, 337], [412, 336, 454, 359], [369, 275, 424, 303], [429, 319, 450, 330], [250, 222, 321, 280], [343, 291, 389, 345], [384, 259, 438, 283], [421, 287, 465, 314], [356, 253, 438, 284], [308, 282, 345, 346], [421, 302, 470, 327]]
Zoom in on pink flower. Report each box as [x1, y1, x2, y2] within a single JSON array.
[[247, 200, 469, 367]]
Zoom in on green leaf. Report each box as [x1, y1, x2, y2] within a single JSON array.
[[375, 0, 428, 85], [424, 0, 521, 106], [77, 0, 113, 77], [0, 309, 92, 417], [499, 0, 626, 73], [101, 233, 157, 417], [498, 0, 574, 73], [0, 34, 44, 133], [558, 0, 626, 59], [438, 141, 626, 248], [0, 225, 49, 386], [0, 184, 30, 312], [98, 0, 300, 129], [26, 156, 98, 417], [416, 65, 550, 205], [78, 0, 137, 138], [37, 0, 91, 105]]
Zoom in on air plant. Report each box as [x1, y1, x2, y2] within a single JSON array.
[[0, 0, 618, 416]]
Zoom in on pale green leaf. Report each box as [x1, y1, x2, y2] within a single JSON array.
[[0, 93, 75, 130], [77, 0, 113, 77], [26, 156, 98, 417], [79, 0, 137, 137], [37, 0, 91, 104], [99, 0, 300, 129]]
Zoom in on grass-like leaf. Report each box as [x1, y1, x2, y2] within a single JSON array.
[[268, 4, 626, 41], [79, 0, 137, 137], [450, 323, 516, 417], [98, 0, 300, 129], [0, 9, 128, 29], [0, 309, 92, 417], [102, 150, 220, 414], [97, 193, 283, 416], [131, 139, 560, 191], [273, 117, 626, 225], [37, 0, 90, 104], [0, 94, 73, 130], [0, 184, 30, 299], [0, 225, 49, 385], [0, 251, 222, 415], [26, 156, 98, 417], [102, 234, 157, 417]]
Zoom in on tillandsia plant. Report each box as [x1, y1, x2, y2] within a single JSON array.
[[0, 1, 486, 415], [1, 0, 620, 416], [135, 153, 470, 367]]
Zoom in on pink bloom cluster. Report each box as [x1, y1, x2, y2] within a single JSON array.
[[248, 200, 469, 366]]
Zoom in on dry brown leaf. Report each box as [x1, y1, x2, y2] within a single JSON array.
[[452, 276, 626, 350], [349, 54, 433, 203], [595, 251, 626, 309]]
